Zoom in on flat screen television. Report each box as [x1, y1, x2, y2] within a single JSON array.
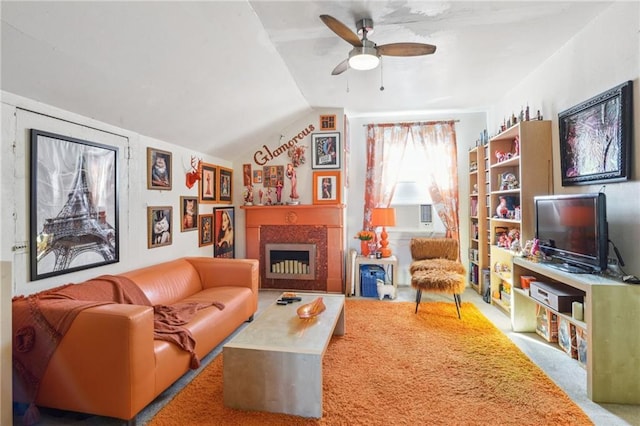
[[534, 193, 608, 273]]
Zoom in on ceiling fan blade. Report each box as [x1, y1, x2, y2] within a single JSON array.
[[377, 42, 437, 57], [320, 14, 362, 47], [331, 59, 349, 76]]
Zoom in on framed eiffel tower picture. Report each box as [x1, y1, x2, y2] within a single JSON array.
[[30, 129, 120, 280]]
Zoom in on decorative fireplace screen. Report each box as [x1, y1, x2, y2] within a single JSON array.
[[265, 243, 316, 280]]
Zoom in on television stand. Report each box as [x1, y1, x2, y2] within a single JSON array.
[[512, 257, 640, 404], [544, 261, 593, 274]]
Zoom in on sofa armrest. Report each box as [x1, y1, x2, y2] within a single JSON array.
[[37, 304, 156, 420], [186, 257, 259, 294]]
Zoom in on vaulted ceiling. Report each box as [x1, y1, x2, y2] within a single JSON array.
[[1, 1, 612, 159]]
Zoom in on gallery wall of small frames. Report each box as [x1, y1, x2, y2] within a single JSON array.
[[145, 116, 342, 253], [146, 147, 234, 256]]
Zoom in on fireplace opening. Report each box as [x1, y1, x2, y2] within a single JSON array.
[[265, 243, 316, 280]]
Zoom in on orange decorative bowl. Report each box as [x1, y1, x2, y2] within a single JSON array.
[[297, 297, 326, 319]]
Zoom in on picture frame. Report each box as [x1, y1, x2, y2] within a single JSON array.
[[312, 171, 341, 205], [242, 164, 252, 186], [319, 114, 337, 130], [147, 147, 172, 190], [198, 214, 214, 247], [252, 169, 262, 184], [30, 129, 119, 280], [262, 165, 284, 188], [213, 207, 235, 258], [558, 80, 633, 186], [218, 166, 233, 204], [311, 132, 340, 169], [179, 196, 198, 232], [147, 206, 173, 249], [199, 162, 217, 203]]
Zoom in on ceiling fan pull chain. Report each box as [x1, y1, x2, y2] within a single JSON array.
[[379, 59, 385, 91], [346, 74, 350, 93]]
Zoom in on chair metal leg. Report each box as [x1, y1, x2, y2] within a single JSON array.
[[453, 293, 461, 319], [415, 288, 422, 313]]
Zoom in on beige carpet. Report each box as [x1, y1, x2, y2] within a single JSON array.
[[149, 300, 592, 425]]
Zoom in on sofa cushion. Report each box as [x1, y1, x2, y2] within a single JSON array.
[[152, 286, 254, 394], [181, 286, 254, 353], [122, 258, 203, 305]]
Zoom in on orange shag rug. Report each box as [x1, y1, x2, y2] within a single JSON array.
[[149, 300, 592, 425]]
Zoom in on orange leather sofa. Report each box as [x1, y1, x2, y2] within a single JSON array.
[[27, 257, 259, 423]]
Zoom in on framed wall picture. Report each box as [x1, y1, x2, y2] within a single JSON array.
[[243, 163, 252, 186], [319, 114, 337, 130], [199, 162, 217, 203], [311, 132, 340, 169], [147, 206, 172, 249], [180, 196, 198, 232], [218, 166, 233, 204], [213, 207, 235, 258], [29, 129, 119, 280], [198, 214, 214, 247], [312, 171, 341, 205], [252, 169, 262, 184], [147, 147, 172, 190], [262, 165, 284, 187], [559, 80, 633, 186]]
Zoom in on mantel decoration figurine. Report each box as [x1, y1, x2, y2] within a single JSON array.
[[286, 163, 300, 205], [275, 179, 283, 204], [243, 185, 253, 205], [297, 297, 326, 319]]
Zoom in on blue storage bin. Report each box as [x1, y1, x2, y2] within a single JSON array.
[[360, 265, 385, 297]]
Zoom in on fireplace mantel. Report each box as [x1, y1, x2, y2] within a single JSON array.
[[241, 205, 345, 293]]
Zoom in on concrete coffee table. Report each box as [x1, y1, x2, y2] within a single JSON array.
[[223, 293, 345, 418]]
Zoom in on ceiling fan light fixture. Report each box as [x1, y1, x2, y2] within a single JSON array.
[[348, 46, 380, 71]]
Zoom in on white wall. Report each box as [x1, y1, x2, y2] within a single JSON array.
[[1, 92, 231, 296], [345, 112, 487, 285], [488, 2, 640, 277]]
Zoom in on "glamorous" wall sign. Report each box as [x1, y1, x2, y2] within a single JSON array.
[[253, 124, 315, 166]]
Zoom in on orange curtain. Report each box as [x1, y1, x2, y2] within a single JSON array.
[[410, 121, 460, 244], [363, 124, 410, 230]]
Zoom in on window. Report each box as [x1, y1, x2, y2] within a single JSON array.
[[391, 136, 432, 205]]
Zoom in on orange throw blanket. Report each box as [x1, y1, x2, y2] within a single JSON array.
[[12, 275, 223, 425]]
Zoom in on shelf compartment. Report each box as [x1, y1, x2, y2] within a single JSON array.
[[490, 155, 520, 168], [492, 296, 511, 313]]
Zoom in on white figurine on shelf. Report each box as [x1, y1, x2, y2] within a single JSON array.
[[265, 188, 273, 205]]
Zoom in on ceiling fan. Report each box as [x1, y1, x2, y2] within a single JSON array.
[[320, 14, 436, 75]]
